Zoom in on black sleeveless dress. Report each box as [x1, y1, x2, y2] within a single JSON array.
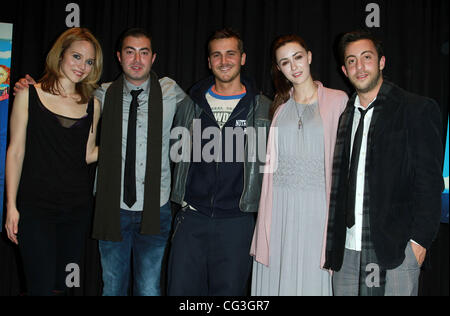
[[17, 85, 94, 213]]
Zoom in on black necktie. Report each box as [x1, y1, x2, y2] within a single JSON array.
[[346, 104, 375, 229], [124, 89, 143, 208]]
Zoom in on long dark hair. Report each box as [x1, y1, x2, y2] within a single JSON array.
[[270, 34, 310, 119]]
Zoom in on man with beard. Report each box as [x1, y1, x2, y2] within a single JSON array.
[[324, 30, 444, 296], [90, 28, 187, 296], [168, 28, 271, 295]]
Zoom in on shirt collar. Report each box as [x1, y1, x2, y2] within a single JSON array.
[[123, 76, 150, 96], [354, 95, 377, 110]]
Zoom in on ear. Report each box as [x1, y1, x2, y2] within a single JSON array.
[[240, 52, 247, 66], [117, 51, 122, 64], [308, 51, 312, 65], [379, 56, 386, 71], [341, 65, 348, 78], [151, 53, 157, 65], [208, 57, 212, 70]]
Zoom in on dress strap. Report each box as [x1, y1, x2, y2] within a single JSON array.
[[86, 97, 94, 116], [86, 97, 94, 133], [27, 85, 38, 109]]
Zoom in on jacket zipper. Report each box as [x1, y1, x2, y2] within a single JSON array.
[[239, 105, 254, 210], [210, 129, 221, 218]]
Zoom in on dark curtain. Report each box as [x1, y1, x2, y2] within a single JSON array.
[[0, 0, 448, 296]]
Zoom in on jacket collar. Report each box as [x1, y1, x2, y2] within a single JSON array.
[[189, 74, 258, 118], [347, 80, 399, 110], [190, 74, 258, 104], [345, 80, 402, 138]]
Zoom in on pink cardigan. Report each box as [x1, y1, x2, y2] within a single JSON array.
[[250, 81, 348, 268]]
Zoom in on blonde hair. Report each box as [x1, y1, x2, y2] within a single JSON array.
[[39, 27, 103, 104]]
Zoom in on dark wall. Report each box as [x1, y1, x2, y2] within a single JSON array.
[[0, 0, 448, 116]]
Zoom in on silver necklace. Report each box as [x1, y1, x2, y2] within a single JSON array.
[[294, 103, 307, 129], [294, 91, 317, 129]]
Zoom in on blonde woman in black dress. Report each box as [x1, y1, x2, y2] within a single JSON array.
[[5, 28, 103, 296]]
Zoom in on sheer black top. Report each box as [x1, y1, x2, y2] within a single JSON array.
[[17, 85, 94, 210]]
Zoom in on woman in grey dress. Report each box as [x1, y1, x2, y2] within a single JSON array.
[[250, 35, 348, 296]]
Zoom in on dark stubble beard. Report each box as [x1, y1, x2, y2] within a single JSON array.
[[354, 67, 382, 94], [213, 64, 242, 85]]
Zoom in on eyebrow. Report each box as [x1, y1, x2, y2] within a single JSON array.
[[124, 46, 151, 51], [345, 50, 375, 61], [69, 50, 96, 60], [278, 51, 302, 63], [210, 49, 238, 55]]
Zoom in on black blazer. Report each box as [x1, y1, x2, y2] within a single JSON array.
[[324, 81, 444, 270]]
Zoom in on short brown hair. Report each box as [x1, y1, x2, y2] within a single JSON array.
[[208, 28, 244, 55], [117, 28, 153, 53], [39, 28, 103, 104]]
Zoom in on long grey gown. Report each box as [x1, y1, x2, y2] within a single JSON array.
[[251, 98, 332, 296]]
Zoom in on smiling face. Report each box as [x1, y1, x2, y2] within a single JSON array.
[[208, 37, 246, 85], [59, 40, 96, 84], [276, 41, 312, 87], [118, 35, 156, 86], [342, 39, 385, 94]]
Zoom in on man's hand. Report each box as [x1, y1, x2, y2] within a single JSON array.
[[13, 74, 36, 96], [411, 242, 426, 267]]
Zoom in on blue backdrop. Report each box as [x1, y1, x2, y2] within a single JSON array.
[[0, 97, 8, 232], [0, 25, 13, 232]]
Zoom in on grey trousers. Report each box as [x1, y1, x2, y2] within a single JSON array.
[[332, 242, 421, 296]]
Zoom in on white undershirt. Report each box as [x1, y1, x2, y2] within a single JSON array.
[[345, 96, 375, 251]]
